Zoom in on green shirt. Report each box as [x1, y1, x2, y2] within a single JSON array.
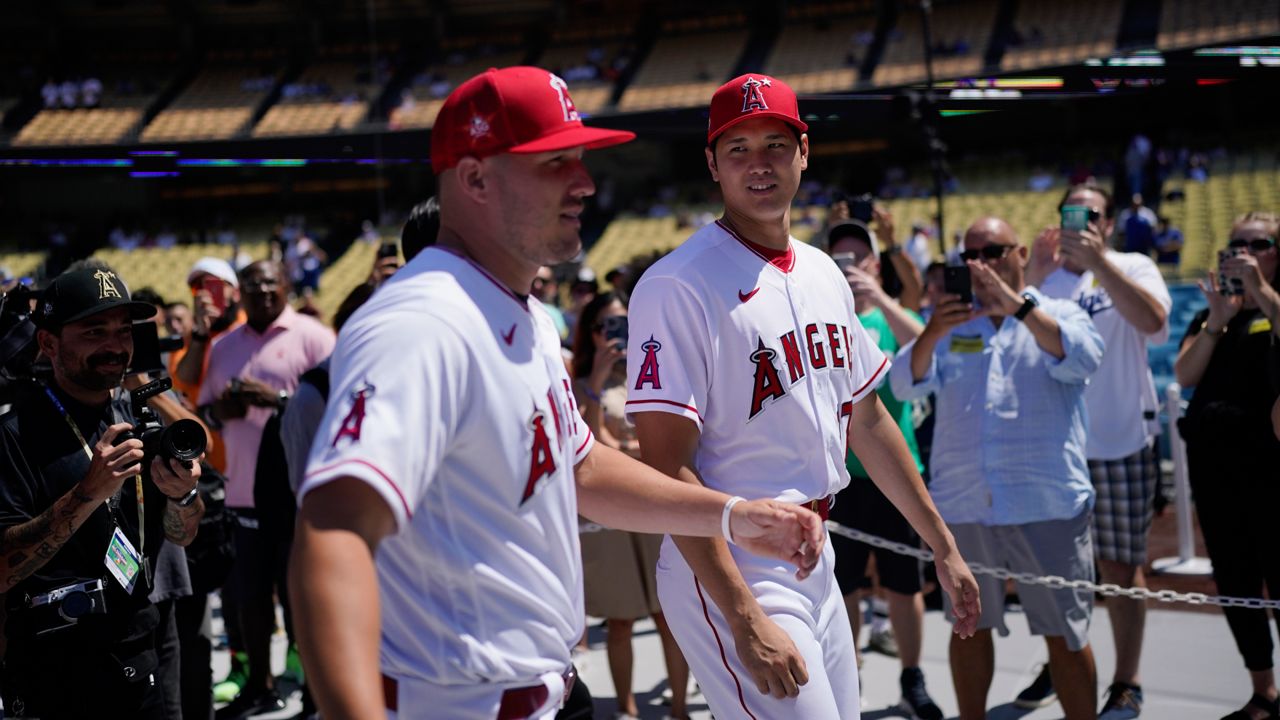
[[846, 306, 924, 478]]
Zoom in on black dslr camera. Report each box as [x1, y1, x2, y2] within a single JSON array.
[[118, 377, 207, 467]]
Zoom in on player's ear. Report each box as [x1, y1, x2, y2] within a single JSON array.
[[799, 133, 809, 172], [452, 157, 488, 203], [705, 146, 719, 182]]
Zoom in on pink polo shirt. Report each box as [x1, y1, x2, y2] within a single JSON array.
[[199, 306, 335, 508]]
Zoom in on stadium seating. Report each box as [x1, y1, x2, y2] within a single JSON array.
[[142, 57, 280, 142], [535, 24, 634, 115], [310, 238, 380, 322], [91, 242, 269, 309], [251, 57, 379, 138], [388, 35, 526, 130], [1158, 0, 1280, 50], [616, 15, 748, 113], [1001, 0, 1123, 71], [13, 58, 173, 147], [0, 250, 47, 282], [873, 0, 997, 87], [766, 15, 874, 94], [1165, 166, 1280, 277]]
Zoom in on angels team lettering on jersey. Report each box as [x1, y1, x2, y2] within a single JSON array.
[[626, 221, 888, 503], [299, 247, 593, 687]]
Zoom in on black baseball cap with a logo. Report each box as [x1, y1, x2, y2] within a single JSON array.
[[34, 267, 156, 330]]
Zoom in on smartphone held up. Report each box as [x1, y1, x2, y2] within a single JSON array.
[[943, 265, 973, 304]]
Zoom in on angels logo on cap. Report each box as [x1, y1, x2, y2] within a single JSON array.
[[741, 76, 771, 112], [707, 73, 808, 144], [430, 66, 634, 174]]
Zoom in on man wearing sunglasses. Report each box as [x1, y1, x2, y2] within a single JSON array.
[[891, 216, 1104, 720], [1027, 182, 1172, 720]]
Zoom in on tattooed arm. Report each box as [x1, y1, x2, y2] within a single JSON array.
[[1, 486, 102, 592], [161, 494, 204, 546], [1, 422, 145, 592]]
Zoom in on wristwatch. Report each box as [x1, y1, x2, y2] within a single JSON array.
[[168, 486, 200, 507], [1013, 292, 1039, 321]]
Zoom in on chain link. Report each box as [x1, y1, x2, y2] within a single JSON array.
[[822, 521, 1280, 610], [578, 520, 1280, 610]]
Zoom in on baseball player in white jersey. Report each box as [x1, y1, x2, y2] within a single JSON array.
[[287, 66, 828, 720], [627, 74, 981, 719]]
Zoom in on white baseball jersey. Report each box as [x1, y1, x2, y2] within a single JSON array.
[[1039, 250, 1171, 460], [300, 246, 593, 688], [629, 220, 886, 719], [625, 220, 888, 502]]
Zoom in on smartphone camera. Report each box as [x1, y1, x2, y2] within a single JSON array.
[[1218, 248, 1246, 296], [850, 193, 876, 224], [1060, 205, 1094, 233], [943, 265, 973, 304], [831, 253, 859, 274], [601, 315, 629, 352]]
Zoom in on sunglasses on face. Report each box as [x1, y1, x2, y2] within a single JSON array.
[[1228, 237, 1277, 253], [958, 244, 1014, 262]]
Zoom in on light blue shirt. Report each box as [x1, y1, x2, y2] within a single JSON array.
[[890, 288, 1104, 526]]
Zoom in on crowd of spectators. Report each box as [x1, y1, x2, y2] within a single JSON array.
[[1, 163, 1277, 720]]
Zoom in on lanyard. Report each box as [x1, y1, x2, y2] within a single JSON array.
[[41, 384, 148, 582]]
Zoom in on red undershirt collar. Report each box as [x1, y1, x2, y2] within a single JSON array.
[[716, 219, 795, 273]]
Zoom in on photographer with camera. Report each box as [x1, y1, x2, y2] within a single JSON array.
[[1174, 212, 1280, 720], [0, 266, 204, 719]]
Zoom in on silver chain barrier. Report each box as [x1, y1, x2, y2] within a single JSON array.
[[578, 520, 1280, 610]]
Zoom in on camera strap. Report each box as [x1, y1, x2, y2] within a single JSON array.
[[40, 383, 150, 590]]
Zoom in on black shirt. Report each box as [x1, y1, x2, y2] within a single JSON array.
[[1180, 307, 1280, 445], [0, 380, 165, 655]]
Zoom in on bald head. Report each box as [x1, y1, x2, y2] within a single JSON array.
[[963, 217, 1016, 250]]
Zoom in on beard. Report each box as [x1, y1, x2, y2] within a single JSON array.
[[60, 351, 129, 392]]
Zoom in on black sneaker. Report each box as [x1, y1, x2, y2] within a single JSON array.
[[899, 667, 943, 720], [216, 688, 286, 720], [1099, 682, 1143, 719], [1014, 665, 1057, 709]]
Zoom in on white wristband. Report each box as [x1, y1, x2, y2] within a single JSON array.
[[721, 496, 746, 546]]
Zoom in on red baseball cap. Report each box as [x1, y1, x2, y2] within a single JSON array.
[[707, 73, 808, 144], [430, 66, 636, 173]]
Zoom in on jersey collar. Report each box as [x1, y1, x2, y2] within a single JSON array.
[[716, 219, 795, 273], [435, 246, 532, 314]]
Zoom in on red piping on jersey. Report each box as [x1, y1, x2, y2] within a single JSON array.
[[694, 579, 760, 720], [624, 398, 703, 421], [436, 246, 531, 313], [575, 429, 594, 457], [851, 356, 889, 400], [716, 219, 795, 273], [305, 458, 413, 519]]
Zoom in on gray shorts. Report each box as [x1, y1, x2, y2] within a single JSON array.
[[945, 509, 1094, 651]]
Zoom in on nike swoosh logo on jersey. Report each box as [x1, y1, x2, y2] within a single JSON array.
[[501, 324, 517, 345], [738, 287, 760, 303]]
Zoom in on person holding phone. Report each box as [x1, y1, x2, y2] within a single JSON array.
[[1027, 182, 1172, 719], [171, 258, 245, 415], [828, 219, 943, 718], [1174, 211, 1280, 720], [892, 217, 1104, 720], [570, 290, 692, 720]]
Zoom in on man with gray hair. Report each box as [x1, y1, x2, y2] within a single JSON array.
[[890, 217, 1105, 720]]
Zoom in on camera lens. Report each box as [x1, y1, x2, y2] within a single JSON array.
[[160, 419, 207, 462], [60, 591, 93, 620]]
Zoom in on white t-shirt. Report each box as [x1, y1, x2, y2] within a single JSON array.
[[626, 221, 888, 503], [300, 247, 594, 686], [1039, 250, 1171, 460]]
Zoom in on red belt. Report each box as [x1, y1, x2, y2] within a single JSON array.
[[804, 496, 832, 521], [383, 667, 577, 718]]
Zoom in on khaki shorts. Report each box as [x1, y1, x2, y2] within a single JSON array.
[[945, 509, 1094, 651]]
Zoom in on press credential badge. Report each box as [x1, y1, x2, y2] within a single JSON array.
[[105, 526, 141, 594]]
